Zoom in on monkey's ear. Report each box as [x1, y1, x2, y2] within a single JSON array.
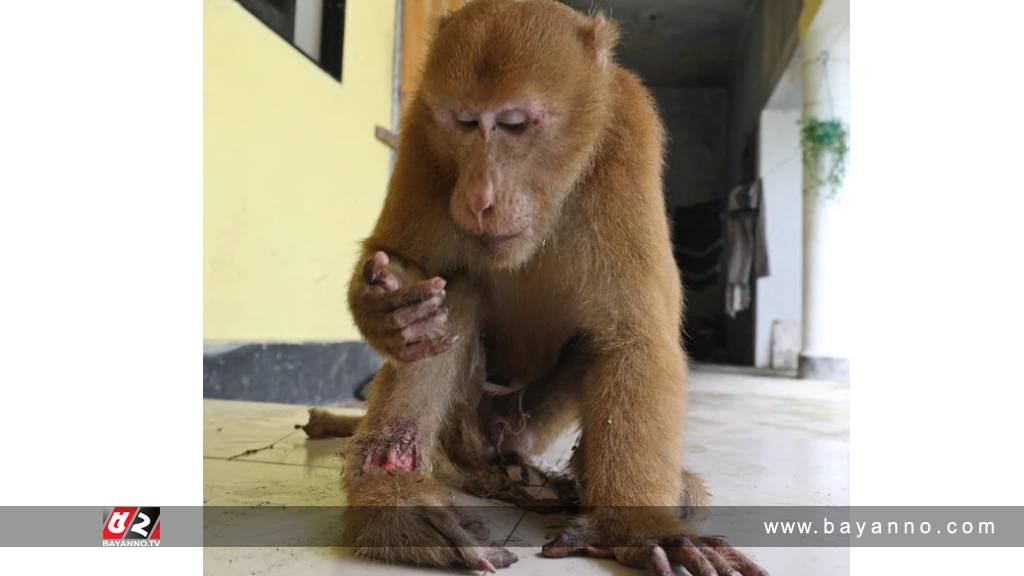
[[580, 14, 620, 68]]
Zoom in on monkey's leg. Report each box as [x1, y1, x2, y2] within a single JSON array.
[[342, 285, 518, 572], [468, 350, 709, 515], [492, 348, 586, 460], [541, 336, 767, 576], [452, 343, 584, 512]]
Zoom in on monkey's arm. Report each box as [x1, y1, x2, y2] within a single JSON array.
[[539, 71, 766, 574], [345, 97, 465, 363], [541, 325, 765, 575]]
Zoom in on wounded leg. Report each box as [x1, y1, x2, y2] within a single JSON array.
[[342, 284, 518, 572]]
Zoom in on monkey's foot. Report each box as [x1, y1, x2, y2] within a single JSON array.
[[345, 465, 518, 572], [346, 501, 519, 573], [542, 527, 767, 576]]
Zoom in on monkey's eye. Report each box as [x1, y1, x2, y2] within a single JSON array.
[[496, 109, 528, 134], [454, 111, 479, 130]]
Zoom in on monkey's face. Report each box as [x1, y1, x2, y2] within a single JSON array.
[[419, 0, 617, 269], [433, 102, 556, 268]]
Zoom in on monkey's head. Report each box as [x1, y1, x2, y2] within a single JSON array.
[[419, 0, 620, 269]]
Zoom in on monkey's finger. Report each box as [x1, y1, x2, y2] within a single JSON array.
[[696, 544, 741, 576], [364, 256, 405, 293], [396, 334, 460, 363], [377, 270, 402, 291], [610, 546, 655, 568], [699, 537, 768, 576], [457, 546, 519, 573], [582, 546, 614, 558], [386, 296, 444, 330], [377, 278, 447, 310], [423, 508, 517, 572], [362, 251, 390, 284], [663, 537, 716, 576], [637, 546, 674, 576], [540, 543, 585, 558], [482, 547, 519, 570], [541, 530, 592, 558], [399, 308, 449, 343]]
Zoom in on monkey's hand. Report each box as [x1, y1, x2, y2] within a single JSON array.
[[542, 513, 768, 576], [352, 251, 459, 362]]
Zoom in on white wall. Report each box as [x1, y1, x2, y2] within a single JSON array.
[[755, 110, 803, 367]]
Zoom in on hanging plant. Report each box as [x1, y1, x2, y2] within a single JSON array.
[[800, 49, 848, 199], [800, 116, 848, 198]]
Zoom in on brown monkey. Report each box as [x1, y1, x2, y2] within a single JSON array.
[[335, 1, 767, 574]]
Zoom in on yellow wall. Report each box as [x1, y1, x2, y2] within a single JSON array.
[[800, 0, 823, 38], [204, 0, 396, 341]]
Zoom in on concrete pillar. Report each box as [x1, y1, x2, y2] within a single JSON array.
[[799, 0, 850, 380]]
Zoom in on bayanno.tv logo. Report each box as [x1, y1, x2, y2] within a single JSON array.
[[102, 507, 161, 547]]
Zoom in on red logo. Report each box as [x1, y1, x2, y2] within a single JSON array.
[[102, 507, 161, 546]]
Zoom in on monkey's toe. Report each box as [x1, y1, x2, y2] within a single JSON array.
[[541, 526, 609, 559], [472, 546, 519, 571], [542, 528, 767, 576], [421, 506, 519, 572], [689, 536, 768, 576], [657, 535, 767, 576], [345, 494, 517, 572]]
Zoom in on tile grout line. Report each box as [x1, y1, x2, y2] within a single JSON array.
[[203, 455, 346, 471], [224, 431, 300, 460], [502, 510, 528, 548]]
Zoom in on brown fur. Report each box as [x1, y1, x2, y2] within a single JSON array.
[[335, 1, 762, 574]]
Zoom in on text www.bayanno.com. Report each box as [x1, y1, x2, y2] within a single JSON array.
[[764, 517, 996, 539]]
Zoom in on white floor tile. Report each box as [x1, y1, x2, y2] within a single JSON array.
[[204, 371, 849, 575]]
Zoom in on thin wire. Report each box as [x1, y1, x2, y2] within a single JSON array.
[[801, 22, 848, 119], [800, 22, 849, 68], [821, 51, 836, 118], [761, 147, 801, 179]]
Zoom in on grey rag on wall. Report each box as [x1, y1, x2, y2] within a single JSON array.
[[725, 178, 770, 317]]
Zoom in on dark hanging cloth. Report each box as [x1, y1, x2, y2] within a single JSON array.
[[724, 178, 770, 317]]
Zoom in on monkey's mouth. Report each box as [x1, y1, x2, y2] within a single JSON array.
[[475, 231, 524, 252]]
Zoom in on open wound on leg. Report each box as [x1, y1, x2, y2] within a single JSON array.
[[360, 423, 420, 472]]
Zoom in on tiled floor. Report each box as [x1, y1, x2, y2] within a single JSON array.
[[204, 369, 849, 575]]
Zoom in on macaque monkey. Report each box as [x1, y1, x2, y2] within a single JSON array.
[[325, 1, 767, 574]]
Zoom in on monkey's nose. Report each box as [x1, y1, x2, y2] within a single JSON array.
[[471, 203, 494, 233], [467, 186, 495, 234]]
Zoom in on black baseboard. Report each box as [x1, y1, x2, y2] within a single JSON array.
[[203, 341, 381, 406], [798, 354, 849, 382]]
